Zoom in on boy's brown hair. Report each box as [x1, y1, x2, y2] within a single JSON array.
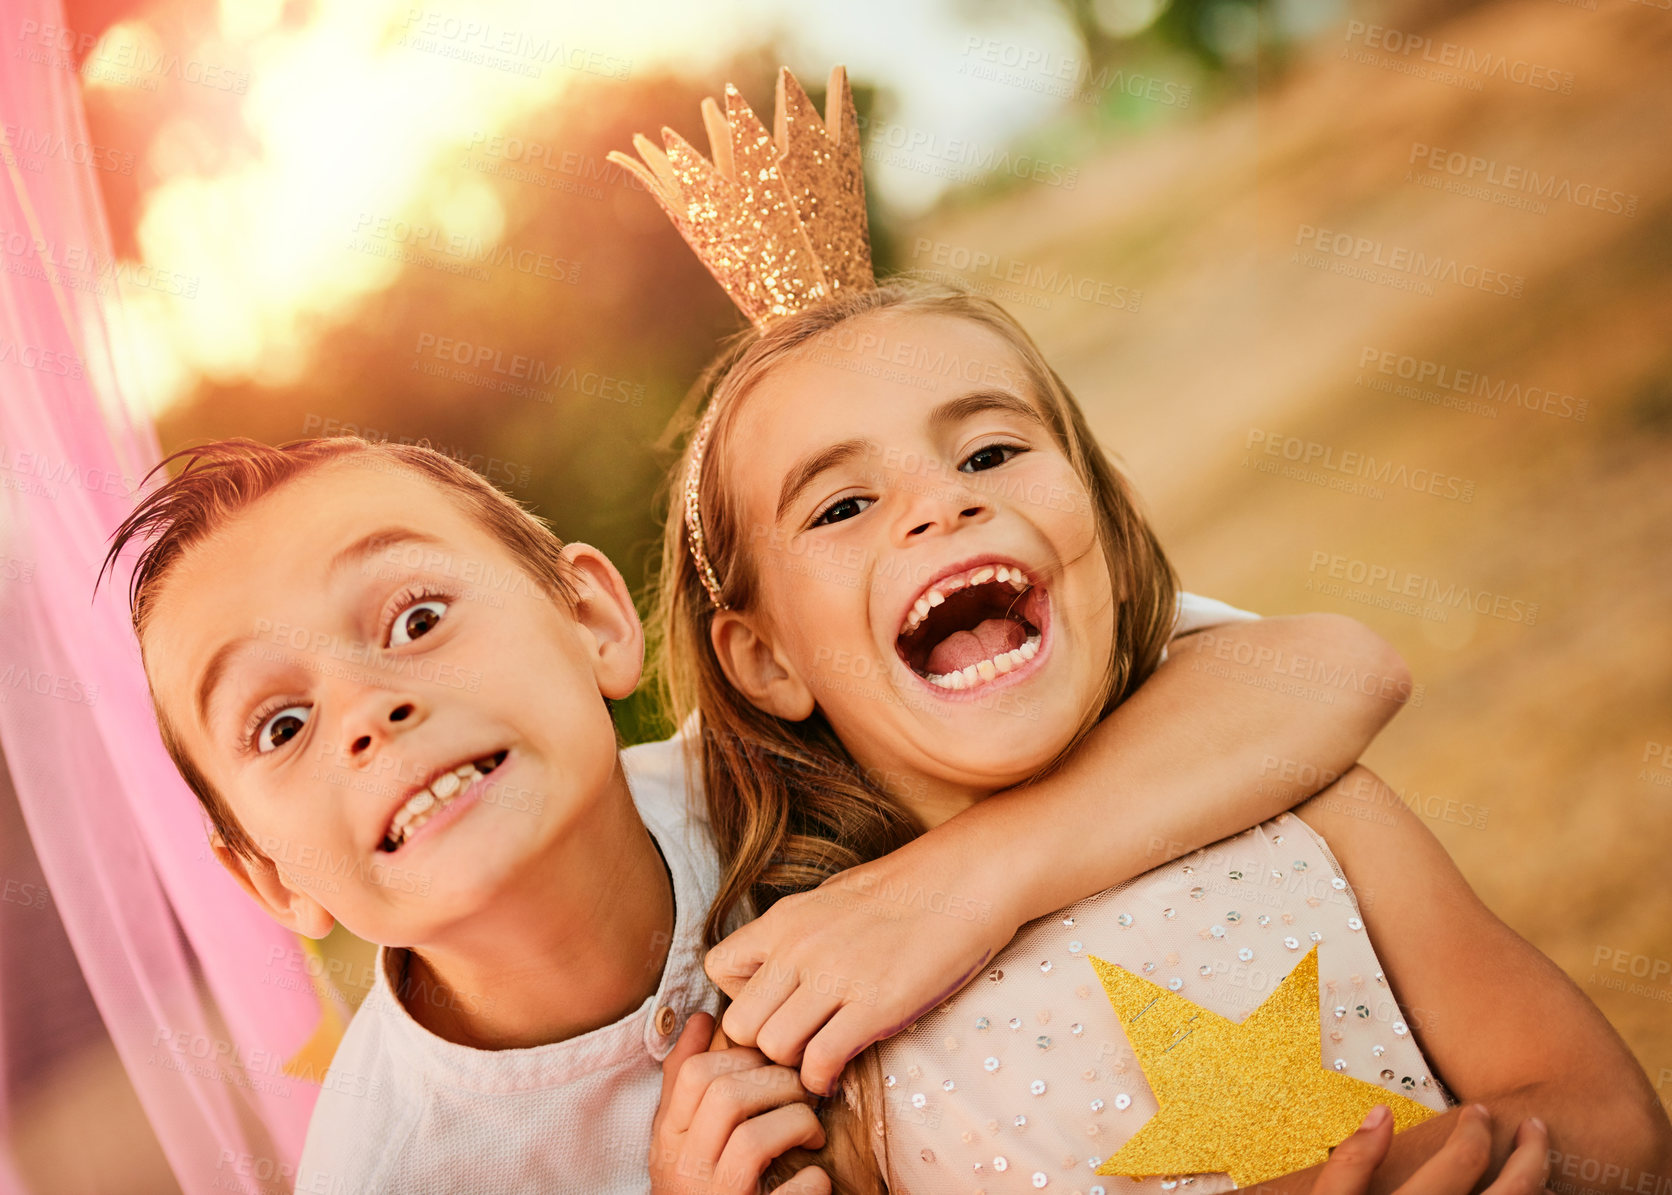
[[98, 437, 576, 861]]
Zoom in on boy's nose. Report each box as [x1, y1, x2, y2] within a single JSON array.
[[348, 699, 417, 758]]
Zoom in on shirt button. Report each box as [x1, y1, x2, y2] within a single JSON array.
[[654, 1005, 678, 1036]]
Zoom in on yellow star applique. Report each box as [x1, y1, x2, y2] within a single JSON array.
[[1091, 946, 1437, 1185]]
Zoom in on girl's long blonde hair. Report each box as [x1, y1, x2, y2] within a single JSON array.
[[650, 278, 1180, 950], [651, 278, 1180, 1190]]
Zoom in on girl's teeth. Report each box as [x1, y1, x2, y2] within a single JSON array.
[[902, 566, 1033, 636], [408, 791, 435, 815], [431, 771, 460, 799], [923, 633, 1043, 691]]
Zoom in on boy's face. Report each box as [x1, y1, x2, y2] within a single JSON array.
[[144, 457, 642, 946]]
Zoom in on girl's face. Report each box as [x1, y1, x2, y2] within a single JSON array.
[[713, 308, 1116, 822]]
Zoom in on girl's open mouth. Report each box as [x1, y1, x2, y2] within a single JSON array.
[[894, 562, 1049, 692]]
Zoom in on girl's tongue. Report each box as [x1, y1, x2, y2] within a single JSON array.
[[925, 617, 1028, 676]]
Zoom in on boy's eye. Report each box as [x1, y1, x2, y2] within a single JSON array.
[[960, 444, 1025, 473], [811, 495, 875, 527], [389, 597, 449, 646], [256, 705, 309, 754]]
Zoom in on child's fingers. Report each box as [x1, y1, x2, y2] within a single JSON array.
[[684, 1063, 819, 1164], [755, 981, 844, 1069], [656, 1012, 716, 1130], [720, 965, 800, 1049], [1310, 1105, 1394, 1195], [772, 1165, 834, 1195], [663, 1044, 772, 1139], [1481, 1118, 1550, 1195], [713, 1102, 828, 1195], [800, 1002, 879, 1098], [1397, 1104, 1494, 1195], [706, 920, 770, 1000]]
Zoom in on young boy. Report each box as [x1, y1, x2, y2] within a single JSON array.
[[103, 435, 1413, 1192]]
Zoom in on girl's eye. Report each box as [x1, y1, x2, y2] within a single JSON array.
[[389, 597, 449, 646], [811, 495, 875, 527], [255, 704, 309, 755], [960, 443, 1025, 473]]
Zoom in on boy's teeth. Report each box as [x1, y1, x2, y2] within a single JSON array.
[[383, 753, 503, 850], [925, 632, 1042, 690]]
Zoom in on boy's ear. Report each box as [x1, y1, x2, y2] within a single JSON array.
[[558, 543, 645, 701], [210, 832, 335, 940], [710, 610, 815, 722]]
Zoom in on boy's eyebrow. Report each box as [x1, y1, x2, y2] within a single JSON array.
[[325, 526, 447, 580], [776, 438, 873, 522], [194, 526, 446, 732]]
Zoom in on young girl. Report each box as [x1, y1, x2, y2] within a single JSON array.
[[618, 72, 1672, 1193], [657, 276, 1669, 1194]]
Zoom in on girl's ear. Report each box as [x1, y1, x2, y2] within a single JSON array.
[[710, 610, 815, 721], [210, 833, 336, 940], [558, 543, 646, 701]]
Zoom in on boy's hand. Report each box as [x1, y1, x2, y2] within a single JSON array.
[[649, 1011, 831, 1195], [1296, 1104, 1550, 1195], [707, 843, 1016, 1096]]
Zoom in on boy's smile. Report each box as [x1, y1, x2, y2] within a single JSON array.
[[143, 456, 639, 949]]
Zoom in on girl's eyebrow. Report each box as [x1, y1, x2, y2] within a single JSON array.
[[773, 391, 1042, 523], [777, 438, 874, 522], [927, 389, 1043, 435]]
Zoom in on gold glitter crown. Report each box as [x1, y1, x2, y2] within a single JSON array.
[[607, 64, 876, 331], [610, 65, 877, 610]]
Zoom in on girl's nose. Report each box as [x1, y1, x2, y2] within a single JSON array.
[[906, 505, 986, 537]]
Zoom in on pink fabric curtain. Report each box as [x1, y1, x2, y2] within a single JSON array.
[[0, 1, 325, 1189]]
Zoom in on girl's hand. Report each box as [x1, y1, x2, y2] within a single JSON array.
[[1301, 1104, 1550, 1195], [706, 843, 1017, 1097], [649, 1012, 831, 1195]]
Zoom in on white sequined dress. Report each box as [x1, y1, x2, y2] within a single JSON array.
[[869, 812, 1452, 1193]]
